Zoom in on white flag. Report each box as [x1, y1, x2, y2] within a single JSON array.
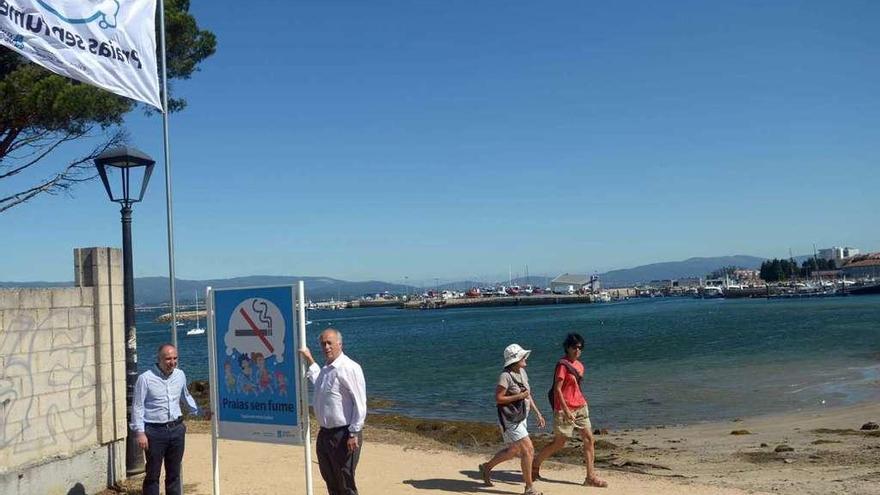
[[0, 0, 161, 110]]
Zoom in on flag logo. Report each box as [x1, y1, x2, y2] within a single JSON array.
[[35, 0, 119, 29]]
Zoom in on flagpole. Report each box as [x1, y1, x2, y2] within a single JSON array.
[[157, 0, 179, 347]]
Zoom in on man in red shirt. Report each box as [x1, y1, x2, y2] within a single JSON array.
[[532, 333, 607, 488]]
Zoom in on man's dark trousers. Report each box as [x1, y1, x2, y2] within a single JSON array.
[[316, 426, 362, 495], [143, 421, 186, 495]]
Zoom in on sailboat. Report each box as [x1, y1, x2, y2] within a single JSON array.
[[187, 290, 205, 336]]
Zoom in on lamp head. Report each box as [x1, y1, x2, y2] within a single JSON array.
[[94, 146, 155, 204]]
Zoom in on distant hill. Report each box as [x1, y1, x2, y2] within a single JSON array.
[[425, 256, 771, 290], [0, 281, 73, 289], [132, 276, 411, 305], [1, 276, 410, 305], [597, 255, 766, 287]]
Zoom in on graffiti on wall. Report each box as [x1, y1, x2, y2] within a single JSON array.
[[0, 308, 107, 456]]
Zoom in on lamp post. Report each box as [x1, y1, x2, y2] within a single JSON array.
[[95, 146, 155, 476]]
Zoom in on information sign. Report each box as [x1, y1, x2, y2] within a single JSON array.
[[208, 285, 302, 444]]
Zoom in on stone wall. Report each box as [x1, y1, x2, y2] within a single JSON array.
[[0, 247, 127, 495]]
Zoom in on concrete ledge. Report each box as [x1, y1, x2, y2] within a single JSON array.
[[0, 439, 124, 495], [0, 290, 20, 310], [51, 289, 82, 309], [17, 290, 52, 310]]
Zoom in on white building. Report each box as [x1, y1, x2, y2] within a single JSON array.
[[819, 246, 860, 267], [550, 273, 595, 294]]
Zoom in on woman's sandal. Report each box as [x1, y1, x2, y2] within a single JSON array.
[[479, 463, 493, 487], [584, 475, 608, 488], [524, 488, 544, 495]]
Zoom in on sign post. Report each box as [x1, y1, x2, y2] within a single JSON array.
[[206, 286, 221, 495], [298, 281, 314, 494]]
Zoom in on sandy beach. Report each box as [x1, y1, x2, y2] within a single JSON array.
[[115, 401, 879, 495]]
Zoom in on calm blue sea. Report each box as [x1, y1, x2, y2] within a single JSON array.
[[136, 295, 880, 428]]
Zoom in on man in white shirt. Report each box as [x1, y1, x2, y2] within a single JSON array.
[[300, 328, 367, 495], [131, 343, 205, 495]]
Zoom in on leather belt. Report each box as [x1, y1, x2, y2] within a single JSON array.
[[145, 417, 183, 428]]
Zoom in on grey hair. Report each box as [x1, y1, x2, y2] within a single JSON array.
[[320, 327, 342, 343]]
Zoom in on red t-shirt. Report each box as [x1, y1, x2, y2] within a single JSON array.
[[554, 358, 587, 411]]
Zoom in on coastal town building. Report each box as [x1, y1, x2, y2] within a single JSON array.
[[840, 253, 880, 279], [647, 279, 675, 289], [674, 277, 703, 288], [819, 246, 860, 267], [732, 269, 761, 283]]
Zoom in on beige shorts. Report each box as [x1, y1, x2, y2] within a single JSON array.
[[553, 405, 591, 438]]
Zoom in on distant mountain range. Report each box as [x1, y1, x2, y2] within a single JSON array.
[[597, 255, 766, 287], [440, 255, 768, 289], [133, 276, 412, 305], [0, 254, 775, 304]]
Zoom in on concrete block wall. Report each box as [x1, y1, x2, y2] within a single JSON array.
[[1, 247, 127, 495]]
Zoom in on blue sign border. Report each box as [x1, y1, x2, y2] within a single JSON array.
[[211, 285, 300, 441]]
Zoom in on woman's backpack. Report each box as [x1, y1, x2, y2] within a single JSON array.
[[547, 360, 583, 410], [497, 372, 528, 428]]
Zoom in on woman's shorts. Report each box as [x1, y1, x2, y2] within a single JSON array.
[[501, 419, 530, 444], [553, 405, 591, 438]]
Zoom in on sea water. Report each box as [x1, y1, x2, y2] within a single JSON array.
[[136, 295, 880, 428]]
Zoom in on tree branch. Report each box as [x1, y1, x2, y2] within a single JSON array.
[[0, 130, 127, 212], [0, 131, 81, 179], [3, 128, 57, 156], [0, 127, 22, 157]]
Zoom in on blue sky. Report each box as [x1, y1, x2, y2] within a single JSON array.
[[2, 1, 878, 285]]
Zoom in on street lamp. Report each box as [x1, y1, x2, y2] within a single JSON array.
[[95, 146, 155, 476]]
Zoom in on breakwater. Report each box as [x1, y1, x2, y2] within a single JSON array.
[[721, 287, 770, 298], [350, 299, 400, 308], [156, 310, 205, 323], [403, 293, 597, 310]]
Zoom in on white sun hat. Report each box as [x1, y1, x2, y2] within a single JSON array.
[[503, 343, 532, 367]]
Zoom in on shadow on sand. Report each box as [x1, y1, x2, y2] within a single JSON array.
[[403, 468, 581, 493], [403, 469, 521, 493]]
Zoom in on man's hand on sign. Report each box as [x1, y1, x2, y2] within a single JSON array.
[[299, 347, 316, 366], [203, 410, 213, 421], [136, 432, 148, 450], [347, 435, 359, 453]]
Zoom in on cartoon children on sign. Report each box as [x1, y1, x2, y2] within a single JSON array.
[[224, 359, 236, 391], [253, 352, 274, 394], [275, 371, 288, 396], [237, 354, 257, 395], [221, 297, 291, 399]]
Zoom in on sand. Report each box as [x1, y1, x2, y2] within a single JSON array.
[[174, 436, 748, 495], [119, 402, 879, 495]]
